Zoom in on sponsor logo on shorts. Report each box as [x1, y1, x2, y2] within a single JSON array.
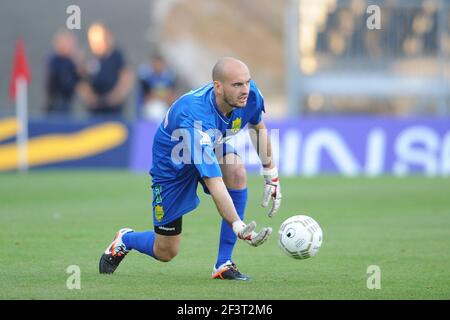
[[157, 226, 175, 232]]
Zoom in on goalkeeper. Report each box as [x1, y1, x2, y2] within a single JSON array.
[[99, 57, 282, 280]]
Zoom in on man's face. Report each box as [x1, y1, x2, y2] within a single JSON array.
[[217, 63, 251, 108], [87, 24, 111, 56], [55, 32, 76, 57], [152, 58, 165, 74]]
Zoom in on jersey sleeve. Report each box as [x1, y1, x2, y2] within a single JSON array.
[[249, 82, 266, 125], [174, 114, 222, 178], [188, 126, 222, 178]]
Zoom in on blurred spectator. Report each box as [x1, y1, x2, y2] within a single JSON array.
[[78, 22, 134, 118], [45, 29, 81, 115], [137, 53, 177, 121]]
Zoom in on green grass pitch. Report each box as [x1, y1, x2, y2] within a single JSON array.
[[1, 171, 449, 299]]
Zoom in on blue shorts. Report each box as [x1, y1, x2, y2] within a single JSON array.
[[151, 143, 238, 227]]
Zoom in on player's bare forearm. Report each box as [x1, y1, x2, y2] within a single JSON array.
[[249, 121, 274, 169], [203, 177, 241, 225], [250, 121, 282, 217]]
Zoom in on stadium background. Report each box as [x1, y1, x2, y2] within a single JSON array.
[[1, 0, 449, 300]]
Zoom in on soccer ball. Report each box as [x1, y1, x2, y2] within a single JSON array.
[[278, 215, 323, 260]]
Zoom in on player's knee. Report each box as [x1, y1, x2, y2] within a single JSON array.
[[154, 235, 180, 262], [235, 165, 247, 182], [156, 246, 179, 262], [228, 165, 247, 189], [158, 251, 178, 262]]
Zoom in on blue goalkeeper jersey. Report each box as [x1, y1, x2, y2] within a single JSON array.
[[149, 80, 265, 225], [150, 80, 265, 181]]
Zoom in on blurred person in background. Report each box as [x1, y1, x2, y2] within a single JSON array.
[[78, 22, 134, 118], [137, 53, 177, 122], [45, 29, 81, 116]]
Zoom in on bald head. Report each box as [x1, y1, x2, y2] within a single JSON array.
[[212, 57, 251, 110], [212, 57, 249, 82]]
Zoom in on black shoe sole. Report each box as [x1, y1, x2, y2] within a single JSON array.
[[213, 276, 250, 281], [99, 253, 119, 274]]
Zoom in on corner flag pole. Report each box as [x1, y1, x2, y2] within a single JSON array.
[[16, 76, 28, 172], [9, 39, 31, 173]]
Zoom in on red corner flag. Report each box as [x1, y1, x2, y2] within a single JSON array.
[[9, 39, 31, 100]]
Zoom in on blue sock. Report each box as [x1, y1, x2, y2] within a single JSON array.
[[215, 188, 248, 269], [122, 231, 156, 258]]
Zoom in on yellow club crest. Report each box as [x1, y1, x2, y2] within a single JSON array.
[[155, 205, 164, 222], [231, 117, 242, 133]]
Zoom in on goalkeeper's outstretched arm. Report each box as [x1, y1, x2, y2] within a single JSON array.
[[203, 176, 272, 246], [203, 176, 240, 225]]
